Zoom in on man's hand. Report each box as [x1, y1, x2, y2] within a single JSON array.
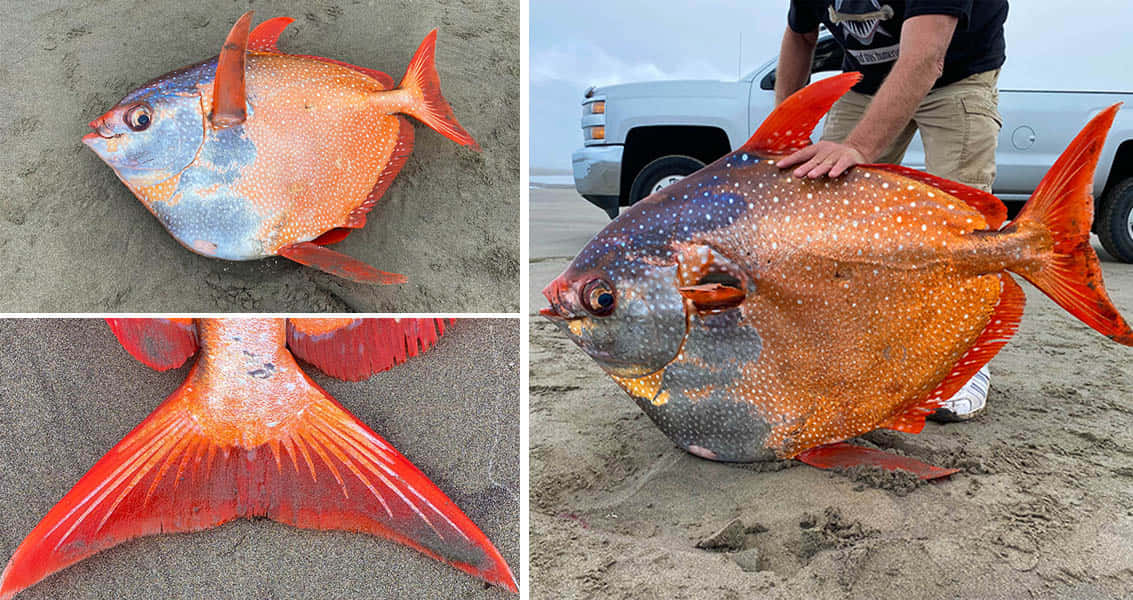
[[776, 141, 867, 178]]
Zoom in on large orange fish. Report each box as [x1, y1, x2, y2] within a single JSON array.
[[82, 12, 477, 284], [0, 318, 516, 598], [542, 72, 1133, 477]]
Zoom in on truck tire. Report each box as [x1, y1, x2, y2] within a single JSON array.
[[628, 155, 705, 208], [1097, 177, 1133, 263]]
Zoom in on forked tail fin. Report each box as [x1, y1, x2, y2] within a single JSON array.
[[1008, 103, 1133, 345], [397, 29, 480, 150]]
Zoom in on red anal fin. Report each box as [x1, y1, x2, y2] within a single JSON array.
[[739, 72, 862, 158], [312, 228, 352, 246], [0, 371, 517, 598], [861, 163, 1008, 229], [1010, 104, 1133, 345], [397, 29, 479, 149], [880, 273, 1025, 434], [211, 11, 253, 128], [277, 242, 406, 285], [247, 16, 395, 89], [796, 442, 959, 480], [345, 117, 415, 229], [287, 318, 453, 381], [105, 318, 198, 371]]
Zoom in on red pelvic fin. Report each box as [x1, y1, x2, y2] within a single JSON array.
[[397, 29, 479, 149], [796, 442, 960, 480], [105, 318, 198, 371], [1009, 104, 1133, 345], [739, 71, 861, 158], [311, 227, 353, 246], [277, 242, 407, 285], [860, 163, 1008, 229], [345, 117, 415, 229], [880, 273, 1025, 434], [287, 318, 452, 381], [0, 370, 517, 597], [211, 11, 253, 128], [248, 16, 294, 52]]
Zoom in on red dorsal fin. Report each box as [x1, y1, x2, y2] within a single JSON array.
[[246, 16, 395, 89], [861, 163, 1009, 229], [739, 72, 862, 157], [0, 368, 518, 598], [880, 273, 1025, 434], [1008, 104, 1133, 345], [105, 318, 198, 371], [211, 11, 253, 128], [248, 16, 293, 52], [277, 242, 407, 285], [796, 442, 959, 480], [345, 117, 415, 229], [287, 318, 452, 381]]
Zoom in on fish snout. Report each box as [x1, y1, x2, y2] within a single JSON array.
[[541, 275, 572, 320]]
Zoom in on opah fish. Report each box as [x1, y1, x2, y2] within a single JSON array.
[[542, 73, 1133, 477], [0, 318, 517, 598], [82, 12, 478, 284]]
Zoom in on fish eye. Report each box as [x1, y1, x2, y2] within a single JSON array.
[[581, 278, 616, 316], [124, 104, 152, 131]]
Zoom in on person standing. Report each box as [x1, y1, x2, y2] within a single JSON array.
[[774, 0, 1009, 420]]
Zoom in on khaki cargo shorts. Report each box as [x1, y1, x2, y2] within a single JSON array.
[[820, 69, 1002, 192]]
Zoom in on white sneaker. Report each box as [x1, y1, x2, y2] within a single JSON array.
[[929, 365, 990, 422]]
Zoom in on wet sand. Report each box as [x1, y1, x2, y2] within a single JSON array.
[[0, 318, 519, 599], [530, 186, 1133, 599], [0, 1, 518, 312]]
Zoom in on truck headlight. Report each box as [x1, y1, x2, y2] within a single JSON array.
[[585, 126, 605, 141], [589, 101, 605, 115]]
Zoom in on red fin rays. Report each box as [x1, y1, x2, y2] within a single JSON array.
[[880, 273, 1025, 434], [247, 16, 294, 52], [211, 11, 253, 128], [796, 442, 959, 480], [398, 29, 480, 150], [287, 318, 452, 381], [1008, 103, 1133, 344], [277, 242, 407, 285], [861, 163, 1009, 229], [0, 364, 516, 597], [106, 318, 198, 371], [740, 72, 862, 157]]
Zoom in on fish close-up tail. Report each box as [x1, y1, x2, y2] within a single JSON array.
[[0, 319, 517, 599]]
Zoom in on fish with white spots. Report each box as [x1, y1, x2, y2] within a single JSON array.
[[83, 12, 478, 284], [542, 72, 1133, 477]]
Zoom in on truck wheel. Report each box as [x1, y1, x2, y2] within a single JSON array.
[[628, 156, 705, 207], [1097, 178, 1133, 263]]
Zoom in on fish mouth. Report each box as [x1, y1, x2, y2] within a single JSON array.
[[83, 117, 117, 143], [538, 306, 564, 321], [540, 275, 572, 321]]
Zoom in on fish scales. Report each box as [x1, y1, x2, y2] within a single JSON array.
[[544, 72, 1133, 468]]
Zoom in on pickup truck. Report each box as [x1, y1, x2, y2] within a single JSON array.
[[571, 36, 1133, 263]]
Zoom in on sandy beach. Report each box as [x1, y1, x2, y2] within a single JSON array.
[[530, 185, 1133, 599], [0, 318, 519, 599], [0, 1, 519, 312]]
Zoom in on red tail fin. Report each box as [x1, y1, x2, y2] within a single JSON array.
[[397, 29, 480, 150], [1009, 104, 1133, 345], [0, 366, 517, 599]]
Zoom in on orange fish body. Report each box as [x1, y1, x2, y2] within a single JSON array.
[[0, 318, 517, 598], [543, 73, 1133, 472], [82, 13, 477, 284]]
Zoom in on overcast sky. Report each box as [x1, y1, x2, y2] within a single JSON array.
[[531, 1, 1133, 170]]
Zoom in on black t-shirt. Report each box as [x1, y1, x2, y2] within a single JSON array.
[[788, 0, 1007, 94]]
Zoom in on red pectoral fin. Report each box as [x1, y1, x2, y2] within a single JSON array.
[[795, 442, 959, 480], [211, 11, 253, 128], [105, 318, 198, 371], [277, 242, 407, 285], [287, 318, 452, 381], [0, 373, 517, 598], [678, 283, 746, 311]]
